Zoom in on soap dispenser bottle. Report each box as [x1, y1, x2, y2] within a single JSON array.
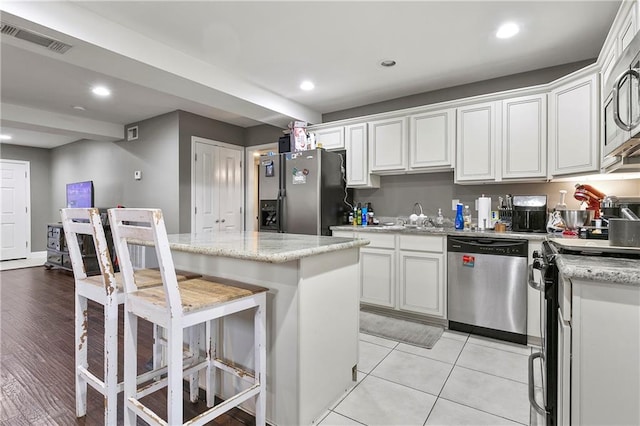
[[436, 208, 444, 226], [455, 204, 464, 230]]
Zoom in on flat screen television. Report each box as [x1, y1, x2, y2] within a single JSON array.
[[66, 180, 94, 208]]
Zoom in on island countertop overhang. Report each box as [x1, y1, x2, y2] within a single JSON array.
[[148, 232, 370, 264]]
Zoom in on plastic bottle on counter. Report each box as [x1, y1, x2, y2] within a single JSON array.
[[356, 203, 362, 226], [361, 203, 368, 227], [436, 208, 444, 226], [352, 205, 358, 226], [463, 205, 472, 230], [367, 202, 374, 225], [455, 204, 464, 230]]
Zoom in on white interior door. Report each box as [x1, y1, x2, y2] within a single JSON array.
[[217, 147, 242, 231], [193, 141, 218, 235], [192, 137, 243, 234], [1, 160, 29, 260]]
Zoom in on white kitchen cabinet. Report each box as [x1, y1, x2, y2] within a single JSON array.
[[408, 108, 455, 171], [619, 5, 637, 53], [557, 306, 571, 426], [567, 277, 640, 425], [398, 251, 445, 317], [345, 123, 380, 188], [358, 233, 396, 308], [455, 101, 500, 182], [548, 71, 599, 177], [369, 117, 408, 173], [501, 94, 547, 179], [313, 125, 344, 150]]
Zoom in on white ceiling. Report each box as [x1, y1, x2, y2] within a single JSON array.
[[0, 1, 622, 149]]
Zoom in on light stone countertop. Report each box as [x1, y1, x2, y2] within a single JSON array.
[[555, 254, 640, 286], [331, 225, 548, 241], [159, 232, 370, 264]]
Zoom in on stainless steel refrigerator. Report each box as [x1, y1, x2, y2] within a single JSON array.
[[258, 149, 348, 236]]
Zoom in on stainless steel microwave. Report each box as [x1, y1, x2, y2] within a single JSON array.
[[604, 31, 640, 159]]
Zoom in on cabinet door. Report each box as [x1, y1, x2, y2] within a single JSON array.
[[549, 73, 599, 176], [360, 247, 395, 308], [502, 94, 547, 179], [619, 7, 636, 53], [409, 108, 455, 170], [345, 123, 380, 188], [369, 117, 407, 172], [456, 101, 499, 182], [314, 126, 344, 150], [398, 251, 445, 317]]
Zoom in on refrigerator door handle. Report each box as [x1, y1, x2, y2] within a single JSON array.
[[277, 193, 283, 233]]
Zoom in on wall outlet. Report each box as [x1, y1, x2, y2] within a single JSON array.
[[134, 170, 142, 180], [452, 199, 459, 210]]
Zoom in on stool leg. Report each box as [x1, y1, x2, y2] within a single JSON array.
[[255, 294, 267, 426], [103, 296, 119, 425], [205, 320, 214, 408], [123, 309, 138, 426], [188, 325, 199, 403], [75, 292, 88, 418], [167, 321, 184, 425]]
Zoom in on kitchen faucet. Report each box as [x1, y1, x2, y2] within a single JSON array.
[[413, 202, 424, 216]]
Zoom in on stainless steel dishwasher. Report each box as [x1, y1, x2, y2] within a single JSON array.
[[447, 236, 528, 345]]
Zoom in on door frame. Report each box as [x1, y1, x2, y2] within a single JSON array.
[[190, 136, 244, 233], [0, 159, 31, 258], [245, 143, 277, 232]]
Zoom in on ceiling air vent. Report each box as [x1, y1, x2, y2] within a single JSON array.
[[0, 22, 72, 54]]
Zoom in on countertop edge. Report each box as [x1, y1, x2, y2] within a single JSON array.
[[556, 254, 640, 286], [331, 225, 548, 241]]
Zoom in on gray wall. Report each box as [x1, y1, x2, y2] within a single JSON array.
[[176, 110, 245, 232], [324, 60, 594, 122], [245, 124, 284, 147], [354, 172, 640, 220], [0, 144, 51, 252]]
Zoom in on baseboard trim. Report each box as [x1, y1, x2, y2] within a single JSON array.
[[28, 251, 46, 259]]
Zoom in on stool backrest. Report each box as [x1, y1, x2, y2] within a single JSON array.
[[108, 208, 183, 317], [60, 208, 117, 295]]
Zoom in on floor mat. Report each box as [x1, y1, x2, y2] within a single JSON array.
[[360, 310, 444, 349]]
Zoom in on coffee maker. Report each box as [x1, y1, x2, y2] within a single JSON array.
[[511, 195, 548, 233]]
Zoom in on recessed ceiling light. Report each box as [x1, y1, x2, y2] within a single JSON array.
[[496, 22, 519, 39], [380, 60, 397, 67], [72, 105, 86, 111], [91, 86, 111, 97], [0, 134, 12, 141], [300, 80, 315, 91]]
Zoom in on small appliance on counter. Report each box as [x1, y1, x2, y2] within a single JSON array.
[[511, 195, 547, 233]]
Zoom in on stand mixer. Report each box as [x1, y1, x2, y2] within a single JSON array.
[[574, 183, 606, 219]]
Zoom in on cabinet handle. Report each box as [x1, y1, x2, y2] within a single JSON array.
[[528, 352, 549, 416], [528, 264, 543, 291], [221, 219, 225, 223], [215, 219, 220, 223], [613, 68, 640, 131]]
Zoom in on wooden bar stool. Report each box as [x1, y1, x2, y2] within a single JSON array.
[[108, 207, 268, 426], [60, 208, 202, 425]]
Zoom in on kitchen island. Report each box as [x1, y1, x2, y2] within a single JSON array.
[[161, 232, 369, 426]]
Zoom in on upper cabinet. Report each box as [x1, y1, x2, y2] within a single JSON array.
[[455, 101, 499, 182], [345, 123, 380, 188], [408, 108, 455, 171], [502, 94, 547, 179], [548, 71, 599, 177], [369, 117, 408, 172], [314, 126, 344, 150]]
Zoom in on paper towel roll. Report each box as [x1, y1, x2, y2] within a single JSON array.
[[478, 196, 492, 230]]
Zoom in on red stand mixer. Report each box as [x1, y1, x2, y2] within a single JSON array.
[[574, 183, 606, 219]]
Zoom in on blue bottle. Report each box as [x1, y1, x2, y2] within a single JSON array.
[[455, 203, 464, 230], [361, 204, 368, 227]]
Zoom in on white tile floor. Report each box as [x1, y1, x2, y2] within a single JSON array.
[[317, 330, 539, 426]]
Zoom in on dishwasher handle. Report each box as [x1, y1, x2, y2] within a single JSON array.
[[528, 352, 549, 416]]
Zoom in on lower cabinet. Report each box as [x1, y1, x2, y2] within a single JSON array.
[[335, 230, 446, 320]]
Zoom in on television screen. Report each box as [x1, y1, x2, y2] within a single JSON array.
[[66, 181, 94, 208]]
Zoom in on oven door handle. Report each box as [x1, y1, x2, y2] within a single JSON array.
[[529, 352, 549, 416], [528, 264, 543, 291]]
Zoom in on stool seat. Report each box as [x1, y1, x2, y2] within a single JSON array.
[[133, 278, 268, 312], [83, 268, 201, 290]]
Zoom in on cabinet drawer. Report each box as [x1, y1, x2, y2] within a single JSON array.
[[399, 234, 444, 252], [332, 231, 354, 238], [47, 237, 63, 251], [357, 232, 395, 249], [47, 252, 63, 265]]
